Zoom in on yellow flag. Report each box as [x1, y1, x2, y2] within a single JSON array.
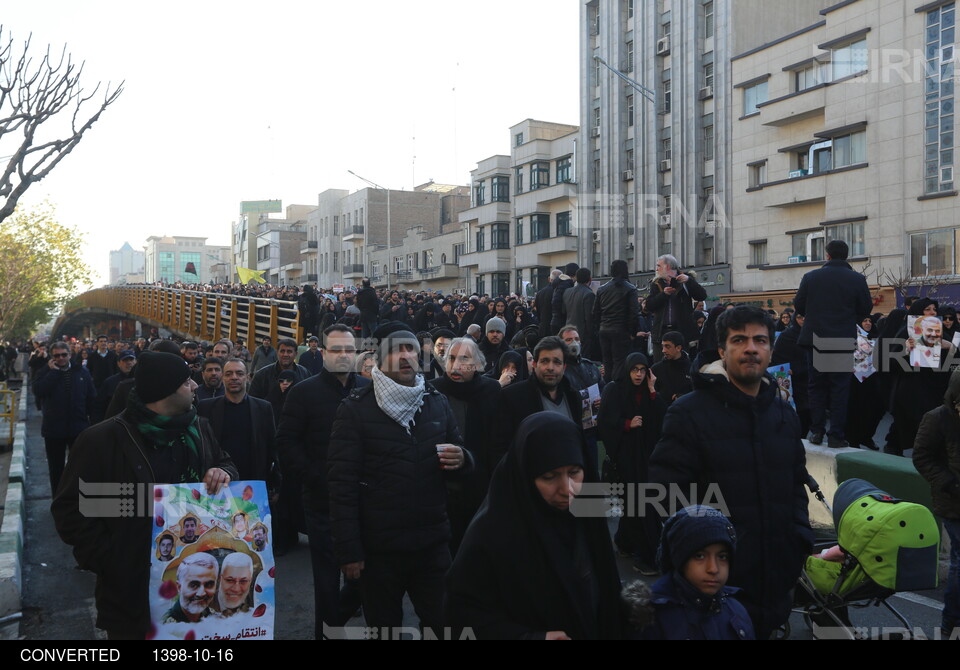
[[237, 267, 266, 284]]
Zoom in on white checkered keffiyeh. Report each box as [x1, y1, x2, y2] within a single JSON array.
[[371, 367, 426, 433]]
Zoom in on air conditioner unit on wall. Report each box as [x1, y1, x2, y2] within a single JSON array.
[[592, 231, 602, 242], [656, 37, 671, 56], [590, 127, 600, 138], [659, 159, 672, 173], [622, 170, 634, 181], [699, 85, 714, 100], [659, 215, 672, 229]]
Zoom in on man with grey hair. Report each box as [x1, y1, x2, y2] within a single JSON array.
[[217, 551, 255, 615], [163, 552, 220, 623], [647, 254, 707, 363], [430, 338, 500, 553], [466, 323, 482, 344], [328, 321, 470, 634], [212, 339, 233, 360]]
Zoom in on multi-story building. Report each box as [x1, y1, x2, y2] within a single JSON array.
[[579, 0, 829, 300], [144, 236, 231, 285], [460, 119, 579, 297], [254, 204, 312, 286], [232, 200, 282, 274], [729, 0, 958, 308], [108, 242, 145, 285]]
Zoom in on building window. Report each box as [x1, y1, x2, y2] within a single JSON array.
[[795, 63, 824, 92], [662, 137, 672, 160], [531, 162, 550, 189], [476, 227, 485, 252], [791, 230, 825, 262], [743, 80, 768, 115], [557, 156, 573, 183], [662, 72, 672, 114], [492, 176, 510, 202], [592, 159, 600, 189], [593, 107, 601, 129], [626, 148, 635, 171], [515, 132, 524, 147], [334, 251, 340, 271], [516, 218, 524, 245], [703, 113, 715, 161], [333, 216, 339, 236], [491, 223, 510, 250], [394, 256, 403, 274], [454, 243, 464, 264], [825, 221, 866, 257], [515, 166, 524, 194], [749, 162, 767, 188], [703, 61, 714, 89], [627, 0, 634, 19], [750, 241, 767, 266], [532, 214, 551, 242], [833, 130, 867, 168], [492, 273, 510, 298], [626, 95, 635, 127], [704, 1, 714, 38], [911, 229, 958, 276], [625, 41, 634, 72], [476, 276, 486, 296], [832, 38, 868, 81], [925, 3, 956, 194], [474, 181, 486, 206], [557, 211, 572, 237]]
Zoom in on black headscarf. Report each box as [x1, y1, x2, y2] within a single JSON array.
[[491, 350, 530, 383], [940, 305, 959, 343], [445, 413, 624, 640]]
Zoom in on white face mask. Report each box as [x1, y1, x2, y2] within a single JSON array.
[[567, 341, 581, 358]]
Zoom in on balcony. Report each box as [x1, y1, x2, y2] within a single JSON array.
[[343, 264, 365, 278], [300, 240, 318, 254], [458, 248, 512, 274], [343, 225, 365, 242], [515, 235, 578, 268], [514, 181, 578, 215], [757, 86, 825, 128], [460, 200, 512, 226], [417, 264, 462, 281]]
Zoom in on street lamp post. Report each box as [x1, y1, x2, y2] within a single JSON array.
[[348, 170, 392, 291]]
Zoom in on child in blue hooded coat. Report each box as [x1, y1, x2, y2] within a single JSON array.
[[623, 505, 756, 640]]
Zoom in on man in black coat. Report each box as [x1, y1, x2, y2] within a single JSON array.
[[645, 255, 707, 364], [793, 240, 873, 448], [650, 331, 693, 403], [86, 334, 118, 391], [535, 270, 561, 338], [328, 322, 471, 634], [496, 336, 584, 459], [563, 268, 598, 360], [33, 341, 96, 493], [650, 306, 813, 639], [429, 337, 501, 555], [356, 278, 381, 339], [197, 359, 278, 490], [593, 260, 641, 382], [276, 325, 369, 638], [549, 263, 579, 335]]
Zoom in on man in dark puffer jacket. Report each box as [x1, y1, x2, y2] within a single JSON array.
[[328, 321, 472, 633], [650, 306, 813, 640]]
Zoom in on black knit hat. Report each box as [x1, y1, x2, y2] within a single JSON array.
[[135, 352, 191, 404], [372, 321, 420, 361], [657, 505, 737, 574]]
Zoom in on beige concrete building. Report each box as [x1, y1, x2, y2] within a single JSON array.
[[144, 236, 231, 284], [730, 0, 958, 305], [460, 119, 579, 297]]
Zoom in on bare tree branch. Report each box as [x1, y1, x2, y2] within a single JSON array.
[[0, 27, 123, 224]]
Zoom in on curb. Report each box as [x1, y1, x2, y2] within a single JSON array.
[[0, 397, 25, 640]]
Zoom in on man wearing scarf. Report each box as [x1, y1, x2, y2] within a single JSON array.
[[328, 321, 472, 636], [52, 352, 238, 640]]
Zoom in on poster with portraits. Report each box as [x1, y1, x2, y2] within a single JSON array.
[[580, 383, 602, 430], [148, 481, 275, 641], [766, 363, 796, 410], [908, 315, 943, 369], [854, 325, 876, 382]]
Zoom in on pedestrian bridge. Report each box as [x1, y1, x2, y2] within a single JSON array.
[[52, 286, 304, 346]]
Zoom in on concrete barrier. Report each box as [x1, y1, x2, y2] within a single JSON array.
[[0, 481, 23, 620]]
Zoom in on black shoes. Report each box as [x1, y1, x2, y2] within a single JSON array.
[[827, 436, 850, 449], [808, 431, 825, 445]]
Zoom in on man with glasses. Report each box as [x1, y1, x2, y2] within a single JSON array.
[[33, 341, 96, 492]]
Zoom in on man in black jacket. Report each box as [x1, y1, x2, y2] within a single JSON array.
[[52, 352, 237, 640], [593, 259, 641, 382], [86, 334, 118, 391], [276, 324, 369, 638], [563, 268, 598, 360], [33, 341, 96, 493], [650, 306, 813, 639], [650, 331, 693, 403], [646, 255, 708, 364], [328, 321, 470, 634], [794, 240, 873, 448], [249, 338, 310, 402], [549, 263, 579, 335], [535, 270, 561, 338], [356, 278, 380, 338], [496, 336, 583, 458]]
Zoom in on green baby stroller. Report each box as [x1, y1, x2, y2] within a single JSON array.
[[794, 478, 941, 640]]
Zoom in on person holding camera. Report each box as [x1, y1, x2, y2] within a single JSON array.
[[646, 255, 707, 364]]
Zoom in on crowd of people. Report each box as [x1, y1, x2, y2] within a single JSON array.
[[24, 243, 960, 639]]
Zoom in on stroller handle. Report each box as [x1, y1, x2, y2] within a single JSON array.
[[806, 474, 833, 515]]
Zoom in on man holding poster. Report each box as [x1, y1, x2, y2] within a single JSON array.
[[52, 352, 237, 640]]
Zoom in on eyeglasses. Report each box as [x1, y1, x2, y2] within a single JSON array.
[[52, 353, 70, 358]]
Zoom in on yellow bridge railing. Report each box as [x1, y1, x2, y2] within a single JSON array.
[[63, 286, 304, 350]]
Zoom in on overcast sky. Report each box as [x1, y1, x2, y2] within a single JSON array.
[[2, 1, 580, 285]]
